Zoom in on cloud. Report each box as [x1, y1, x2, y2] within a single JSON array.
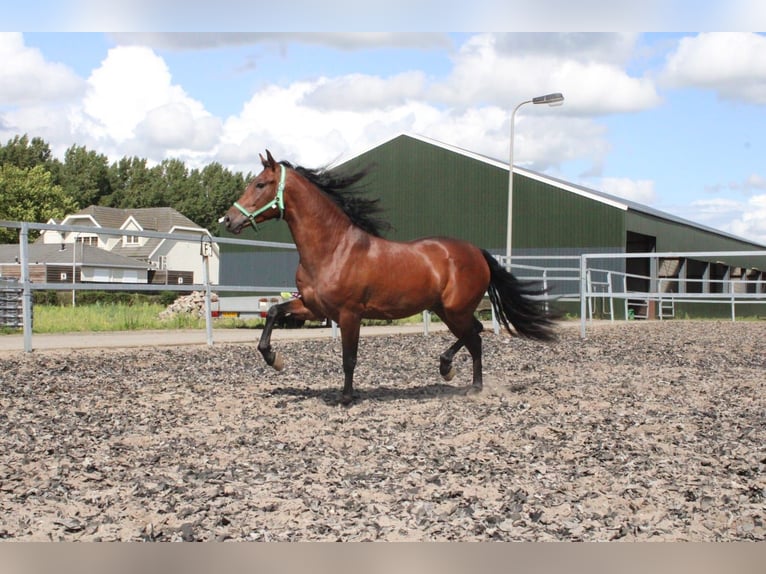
[[493, 33, 639, 65], [66, 0, 748, 33], [0, 32, 84, 106], [110, 32, 452, 51], [690, 195, 766, 245], [662, 32, 766, 104], [71, 45, 221, 158], [430, 34, 661, 114], [705, 173, 766, 195], [135, 103, 222, 151], [725, 194, 766, 244], [303, 72, 427, 112], [600, 177, 657, 204]]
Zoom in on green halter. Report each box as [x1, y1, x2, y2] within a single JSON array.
[[233, 164, 286, 231]]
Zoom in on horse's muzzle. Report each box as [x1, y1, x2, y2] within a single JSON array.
[[221, 211, 247, 234]]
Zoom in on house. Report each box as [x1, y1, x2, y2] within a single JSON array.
[[0, 243, 148, 284], [37, 206, 219, 285]]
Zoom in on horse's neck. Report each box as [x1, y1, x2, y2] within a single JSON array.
[[283, 180, 356, 269]]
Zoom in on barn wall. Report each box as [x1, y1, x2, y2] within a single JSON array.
[[341, 135, 509, 250], [626, 211, 764, 268], [513, 176, 625, 254], [216, 135, 766, 308]]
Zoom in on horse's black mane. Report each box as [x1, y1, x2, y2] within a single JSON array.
[[281, 161, 392, 238]]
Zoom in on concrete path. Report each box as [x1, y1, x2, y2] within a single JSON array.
[[0, 322, 454, 354]]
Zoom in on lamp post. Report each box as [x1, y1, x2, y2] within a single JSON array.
[[506, 92, 564, 266]]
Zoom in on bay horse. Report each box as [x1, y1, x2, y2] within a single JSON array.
[[223, 150, 558, 404]]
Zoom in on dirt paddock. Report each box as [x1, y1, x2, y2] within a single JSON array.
[[0, 321, 764, 541]]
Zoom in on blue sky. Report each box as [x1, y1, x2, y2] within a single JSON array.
[[1, 29, 766, 244]]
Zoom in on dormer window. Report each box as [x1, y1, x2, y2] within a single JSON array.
[[77, 236, 98, 247], [124, 234, 140, 246]]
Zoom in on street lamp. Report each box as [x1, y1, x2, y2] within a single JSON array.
[[506, 92, 564, 265]]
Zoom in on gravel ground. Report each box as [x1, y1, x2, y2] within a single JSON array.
[[0, 320, 764, 541]]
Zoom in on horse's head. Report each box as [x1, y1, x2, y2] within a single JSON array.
[[223, 150, 286, 234]]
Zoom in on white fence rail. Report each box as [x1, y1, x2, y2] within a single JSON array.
[[2, 220, 766, 351]]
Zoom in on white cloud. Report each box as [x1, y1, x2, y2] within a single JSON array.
[[216, 75, 607, 175], [493, 33, 639, 65], [705, 173, 766, 195], [303, 72, 427, 112], [69, 45, 221, 161], [725, 194, 766, 244], [68, 0, 725, 33], [662, 32, 766, 104], [218, 80, 437, 170], [744, 174, 766, 191], [692, 174, 766, 244], [600, 177, 657, 204], [0, 32, 84, 106], [686, 196, 766, 244], [135, 103, 222, 151], [430, 33, 661, 114], [110, 32, 451, 51]]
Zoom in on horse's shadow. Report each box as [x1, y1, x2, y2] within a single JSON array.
[[269, 382, 475, 407]]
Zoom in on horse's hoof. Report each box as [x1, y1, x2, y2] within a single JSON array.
[[441, 366, 456, 382], [464, 384, 483, 396], [340, 393, 354, 406], [271, 352, 284, 371]]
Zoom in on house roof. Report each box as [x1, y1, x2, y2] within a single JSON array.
[[0, 244, 147, 268], [346, 132, 766, 250], [50, 206, 207, 260], [65, 206, 199, 232]]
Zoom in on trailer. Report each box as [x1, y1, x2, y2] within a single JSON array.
[[211, 293, 310, 328]]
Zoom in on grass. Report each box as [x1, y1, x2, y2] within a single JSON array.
[[22, 303, 430, 334], [28, 303, 260, 334]]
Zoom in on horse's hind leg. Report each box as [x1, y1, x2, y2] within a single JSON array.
[[338, 312, 362, 405], [462, 326, 484, 393], [258, 298, 318, 371], [436, 314, 484, 383]]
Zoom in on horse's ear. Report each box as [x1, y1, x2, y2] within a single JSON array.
[[265, 149, 277, 170], [259, 152, 268, 168]]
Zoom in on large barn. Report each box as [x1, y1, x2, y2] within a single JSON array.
[[219, 133, 766, 318]]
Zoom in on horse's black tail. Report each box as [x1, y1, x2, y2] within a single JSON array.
[[482, 249, 559, 341]]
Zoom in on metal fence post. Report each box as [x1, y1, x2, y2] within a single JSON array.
[[579, 254, 588, 339], [19, 223, 33, 352], [201, 237, 214, 346]]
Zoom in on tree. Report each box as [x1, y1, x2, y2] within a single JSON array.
[[193, 162, 247, 234], [0, 133, 251, 236], [0, 134, 54, 170], [104, 156, 165, 208], [59, 144, 112, 208], [0, 164, 78, 243]]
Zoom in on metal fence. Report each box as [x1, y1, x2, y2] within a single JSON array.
[[0, 277, 24, 329], [2, 219, 766, 351]]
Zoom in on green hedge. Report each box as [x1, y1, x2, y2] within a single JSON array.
[[32, 290, 180, 307]]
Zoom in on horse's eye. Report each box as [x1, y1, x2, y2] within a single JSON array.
[[256, 182, 266, 189]]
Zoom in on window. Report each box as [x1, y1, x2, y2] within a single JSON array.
[[123, 234, 140, 245], [158, 256, 168, 270], [78, 236, 98, 247]]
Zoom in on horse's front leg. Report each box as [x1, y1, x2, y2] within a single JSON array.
[[338, 313, 362, 405], [258, 298, 319, 371]]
